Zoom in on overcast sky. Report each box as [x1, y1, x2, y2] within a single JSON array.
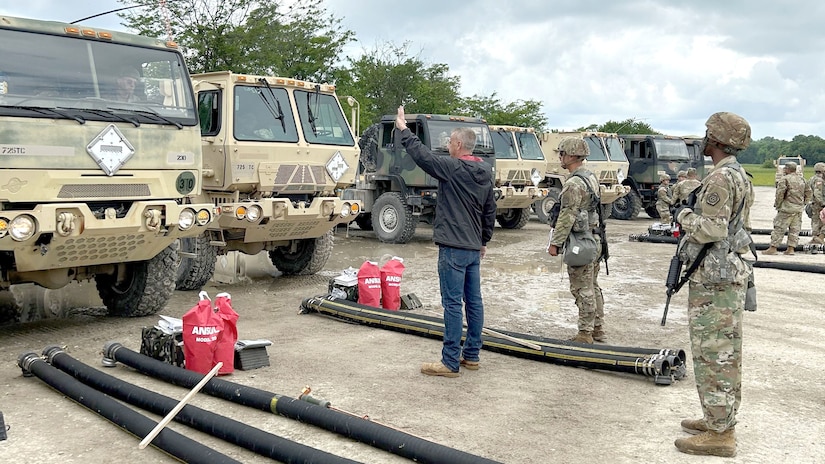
[[2, 0, 823, 141]]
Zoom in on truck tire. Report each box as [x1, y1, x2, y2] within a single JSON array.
[[534, 191, 560, 224], [175, 233, 217, 291], [269, 230, 334, 276], [645, 205, 660, 219], [497, 208, 530, 229], [372, 192, 417, 243], [354, 213, 373, 231], [611, 191, 642, 220], [96, 243, 178, 317]]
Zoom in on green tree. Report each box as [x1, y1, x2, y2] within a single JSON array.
[[460, 93, 547, 132], [333, 42, 463, 132], [590, 119, 661, 135], [118, 0, 353, 81]]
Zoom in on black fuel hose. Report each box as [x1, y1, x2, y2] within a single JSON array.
[[628, 233, 678, 244], [103, 342, 502, 464], [42, 346, 359, 464], [750, 228, 812, 236], [16, 352, 239, 464], [300, 296, 674, 380], [752, 260, 825, 273]]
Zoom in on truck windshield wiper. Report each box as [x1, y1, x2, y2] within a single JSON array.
[[7, 105, 85, 124], [108, 106, 183, 129], [306, 88, 319, 137], [256, 78, 286, 132], [84, 107, 140, 127]]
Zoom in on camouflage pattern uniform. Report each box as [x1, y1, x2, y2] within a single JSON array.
[[655, 174, 673, 222], [549, 139, 603, 337], [807, 163, 825, 242], [681, 168, 702, 202], [670, 170, 688, 204], [675, 112, 753, 440], [770, 164, 809, 248]]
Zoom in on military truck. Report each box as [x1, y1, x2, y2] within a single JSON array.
[[683, 136, 709, 179], [488, 125, 548, 229], [177, 72, 362, 289], [0, 15, 215, 322], [774, 155, 805, 186], [343, 113, 495, 243], [535, 131, 630, 223], [614, 134, 693, 220]]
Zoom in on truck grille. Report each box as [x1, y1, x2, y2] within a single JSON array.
[[55, 234, 149, 264], [58, 184, 150, 198], [599, 171, 618, 184]]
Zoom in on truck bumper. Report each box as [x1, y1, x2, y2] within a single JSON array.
[[0, 201, 215, 272], [494, 186, 548, 209], [599, 184, 631, 205], [210, 197, 361, 243]]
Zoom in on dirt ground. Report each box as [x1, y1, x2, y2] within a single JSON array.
[[0, 185, 823, 464]]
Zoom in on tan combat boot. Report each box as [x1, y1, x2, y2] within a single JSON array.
[[569, 331, 593, 344], [674, 428, 736, 457], [784, 246, 795, 255], [810, 235, 824, 245], [762, 246, 777, 255], [592, 326, 606, 342], [680, 418, 709, 435]]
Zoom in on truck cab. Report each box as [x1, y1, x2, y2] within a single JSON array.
[[489, 125, 548, 229]]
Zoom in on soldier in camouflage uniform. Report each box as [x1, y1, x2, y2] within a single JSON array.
[[670, 170, 688, 205], [655, 173, 673, 223], [764, 161, 811, 255], [672, 112, 753, 457], [682, 168, 702, 198], [807, 163, 825, 244], [547, 137, 605, 344]]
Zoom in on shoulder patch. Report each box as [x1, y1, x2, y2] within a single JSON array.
[[705, 192, 721, 206]]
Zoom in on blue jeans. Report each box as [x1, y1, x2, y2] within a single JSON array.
[[438, 245, 484, 372]]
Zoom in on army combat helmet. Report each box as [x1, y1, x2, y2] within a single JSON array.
[[784, 161, 798, 173], [659, 173, 671, 182], [555, 137, 590, 158], [814, 162, 825, 173], [704, 112, 751, 154]]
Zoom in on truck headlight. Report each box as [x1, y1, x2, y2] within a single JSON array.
[[178, 209, 195, 230], [10, 215, 36, 241], [246, 205, 262, 222], [196, 209, 211, 226], [340, 202, 352, 218]]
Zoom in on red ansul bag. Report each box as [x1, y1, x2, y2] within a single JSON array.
[[380, 257, 405, 310], [183, 291, 238, 375], [213, 292, 238, 375], [357, 261, 381, 307]]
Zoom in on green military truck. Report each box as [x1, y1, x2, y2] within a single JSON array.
[[535, 131, 630, 223], [614, 134, 693, 220], [683, 136, 709, 179], [489, 125, 548, 229], [177, 72, 362, 289], [0, 15, 215, 322], [343, 113, 496, 243]]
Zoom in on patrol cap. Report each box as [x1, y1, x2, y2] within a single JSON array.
[[815, 162, 825, 173], [659, 173, 671, 182], [784, 161, 797, 171], [705, 112, 751, 150], [555, 137, 589, 158], [677, 170, 687, 178]]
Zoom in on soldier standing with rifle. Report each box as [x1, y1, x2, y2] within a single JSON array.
[[669, 112, 754, 458], [547, 137, 608, 343]]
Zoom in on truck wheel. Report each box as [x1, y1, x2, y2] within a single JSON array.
[[534, 191, 560, 224], [611, 191, 642, 220], [354, 213, 373, 231], [645, 205, 661, 219], [269, 230, 334, 275], [175, 233, 217, 291], [497, 208, 530, 229], [96, 243, 178, 317], [372, 192, 417, 243]]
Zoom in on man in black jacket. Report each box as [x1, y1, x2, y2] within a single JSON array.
[[395, 106, 496, 377]]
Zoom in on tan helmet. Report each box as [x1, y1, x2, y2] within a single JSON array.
[[555, 137, 590, 158], [677, 170, 687, 178], [784, 161, 797, 172], [686, 167, 697, 177], [659, 173, 671, 182], [705, 112, 751, 151], [815, 162, 825, 173]]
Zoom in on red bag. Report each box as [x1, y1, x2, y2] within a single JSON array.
[[380, 257, 405, 310], [213, 292, 239, 375], [357, 261, 381, 307], [183, 291, 238, 375]]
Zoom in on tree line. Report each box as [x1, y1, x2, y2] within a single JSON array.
[[118, 0, 824, 162]]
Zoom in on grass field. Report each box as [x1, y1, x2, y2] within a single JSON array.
[[740, 164, 814, 187]]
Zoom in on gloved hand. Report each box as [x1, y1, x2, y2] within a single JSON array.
[[673, 205, 692, 225]]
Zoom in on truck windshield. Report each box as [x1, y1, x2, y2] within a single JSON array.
[[234, 85, 299, 142], [516, 132, 544, 160], [653, 139, 690, 161], [0, 28, 197, 125], [583, 136, 608, 161], [778, 158, 802, 166], [604, 137, 627, 162], [428, 120, 494, 156], [294, 90, 356, 146], [492, 130, 517, 159]]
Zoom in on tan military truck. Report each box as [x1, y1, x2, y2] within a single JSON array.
[[0, 15, 215, 322], [488, 125, 548, 229], [180, 71, 361, 289], [774, 155, 805, 186], [535, 131, 630, 223]]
